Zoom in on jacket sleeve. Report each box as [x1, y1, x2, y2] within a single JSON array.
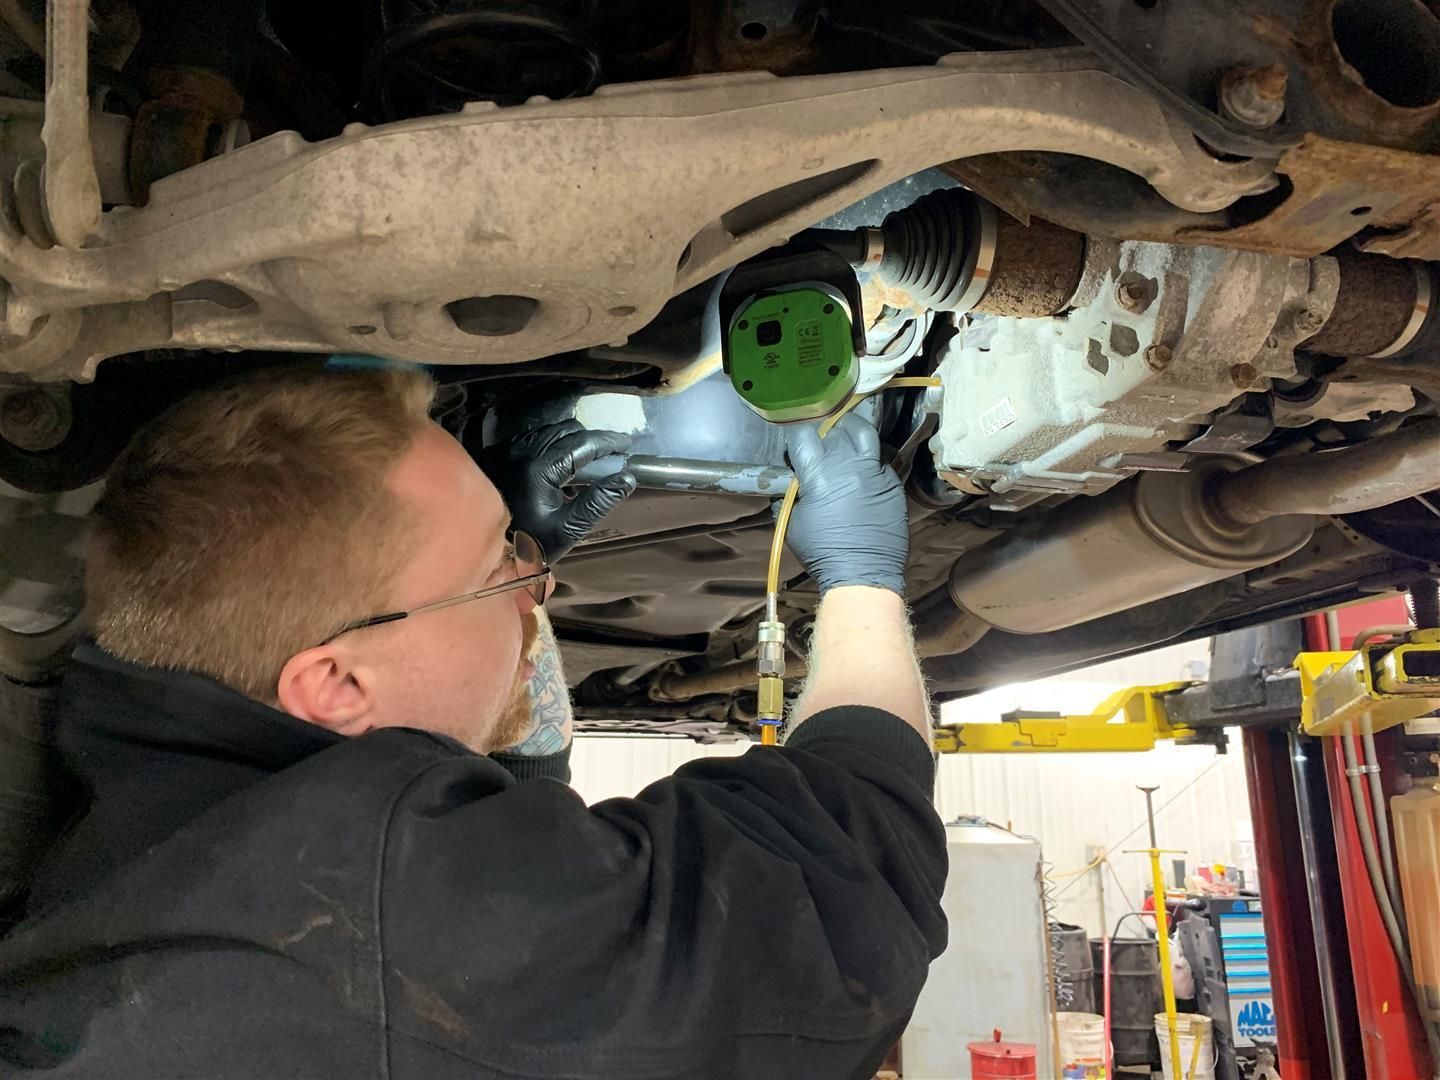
[[378, 706, 947, 1079]]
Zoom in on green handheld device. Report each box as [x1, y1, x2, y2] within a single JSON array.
[[719, 244, 866, 424], [726, 284, 857, 423]]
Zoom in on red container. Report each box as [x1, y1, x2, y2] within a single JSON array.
[[967, 1029, 1039, 1079]]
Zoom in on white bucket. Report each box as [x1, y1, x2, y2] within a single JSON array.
[[1156, 1013, 1216, 1080], [1055, 1011, 1107, 1066]]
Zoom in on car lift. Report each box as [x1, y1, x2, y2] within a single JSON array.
[[932, 631, 1440, 755], [930, 610, 1440, 1079]]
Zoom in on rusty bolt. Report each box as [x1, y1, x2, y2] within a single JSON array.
[[1116, 281, 1148, 312], [1144, 344, 1173, 371], [0, 388, 66, 451], [1249, 64, 1288, 101], [1230, 362, 1259, 390], [1218, 65, 1287, 129], [1292, 307, 1326, 338]]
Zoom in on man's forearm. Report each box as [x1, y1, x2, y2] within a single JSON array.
[[790, 587, 931, 745], [506, 608, 573, 756]]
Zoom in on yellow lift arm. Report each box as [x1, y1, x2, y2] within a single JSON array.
[[933, 681, 1198, 754], [930, 632, 1440, 753]]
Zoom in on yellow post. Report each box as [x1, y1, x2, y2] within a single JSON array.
[[1148, 848, 1183, 1078], [1136, 785, 1183, 1080]]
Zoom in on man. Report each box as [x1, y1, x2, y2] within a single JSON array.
[[0, 365, 946, 1079]]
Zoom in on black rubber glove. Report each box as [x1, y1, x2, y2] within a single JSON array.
[[475, 421, 636, 562], [782, 413, 909, 596]]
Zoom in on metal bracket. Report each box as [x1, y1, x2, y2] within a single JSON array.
[[1180, 394, 1275, 455]]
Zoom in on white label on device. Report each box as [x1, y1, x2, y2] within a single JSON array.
[[978, 398, 1018, 438]]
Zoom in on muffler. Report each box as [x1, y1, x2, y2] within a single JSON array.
[[948, 420, 1440, 634]]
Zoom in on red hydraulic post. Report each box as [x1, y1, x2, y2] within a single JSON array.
[[1323, 727, 1435, 1076], [1310, 603, 1436, 1077], [1242, 726, 1333, 1078]]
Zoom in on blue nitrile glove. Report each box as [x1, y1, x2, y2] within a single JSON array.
[[782, 413, 909, 596], [475, 421, 636, 562]]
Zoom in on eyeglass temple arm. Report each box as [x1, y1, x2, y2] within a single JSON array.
[[349, 611, 410, 633]]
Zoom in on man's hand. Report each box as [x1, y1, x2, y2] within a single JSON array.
[[783, 414, 930, 743], [475, 421, 637, 562], [783, 413, 908, 596]]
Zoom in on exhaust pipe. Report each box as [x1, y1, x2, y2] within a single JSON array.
[[1211, 419, 1440, 526], [949, 420, 1440, 635]]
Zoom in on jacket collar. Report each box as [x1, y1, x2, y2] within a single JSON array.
[[61, 643, 342, 784], [16, 645, 351, 912]]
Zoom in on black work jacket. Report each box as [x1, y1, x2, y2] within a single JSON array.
[[0, 647, 947, 1079]]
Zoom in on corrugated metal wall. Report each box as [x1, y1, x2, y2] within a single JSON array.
[[571, 640, 1254, 936]]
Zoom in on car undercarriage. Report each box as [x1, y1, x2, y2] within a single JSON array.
[[0, 0, 1438, 740]]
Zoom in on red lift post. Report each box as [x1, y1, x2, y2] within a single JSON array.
[[1242, 596, 1435, 1079], [1315, 602, 1436, 1078]]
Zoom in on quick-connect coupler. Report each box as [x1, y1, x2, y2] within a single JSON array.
[[757, 618, 787, 737], [757, 620, 786, 679], [757, 620, 786, 714]]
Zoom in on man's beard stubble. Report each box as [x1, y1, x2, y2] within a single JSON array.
[[482, 610, 541, 753]]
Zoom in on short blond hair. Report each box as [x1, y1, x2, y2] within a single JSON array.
[[87, 364, 437, 700]]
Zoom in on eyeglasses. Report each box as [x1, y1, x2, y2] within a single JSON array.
[[317, 529, 551, 646]]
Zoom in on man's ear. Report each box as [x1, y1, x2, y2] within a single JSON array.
[[276, 646, 377, 735]]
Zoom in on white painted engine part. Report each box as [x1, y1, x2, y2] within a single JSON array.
[[929, 238, 1339, 501]]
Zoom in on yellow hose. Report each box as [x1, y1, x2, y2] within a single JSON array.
[[758, 374, 941, 746]]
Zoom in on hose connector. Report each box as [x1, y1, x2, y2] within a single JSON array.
[[757, 610, 786, 743], [757, 620, 786, 680], [757, 676, 785, 725]]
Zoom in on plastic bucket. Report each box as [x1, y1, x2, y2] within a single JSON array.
[[1156, 1013, 1216, 1080], [1056, 1011, 1107, 1067], [967, 1035, 1038, 1079]]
